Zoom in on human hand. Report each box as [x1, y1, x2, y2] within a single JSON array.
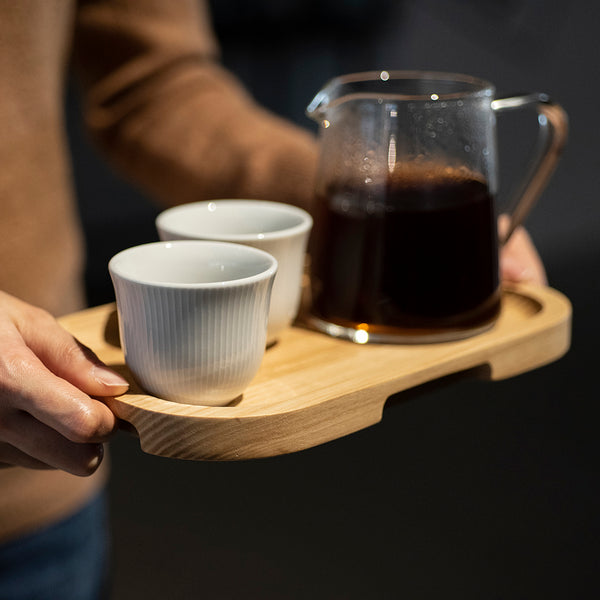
[[0, 292, 128, 476], [498, 214, 547, 286]]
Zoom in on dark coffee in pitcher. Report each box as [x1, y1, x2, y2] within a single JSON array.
[[310, 162, 501, 339]]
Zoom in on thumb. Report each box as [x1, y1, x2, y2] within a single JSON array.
[[498, 214, 547, 286], [16, 304, 129, 397]]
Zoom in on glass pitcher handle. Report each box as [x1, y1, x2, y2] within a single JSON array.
[[491, 93, 568, 245]]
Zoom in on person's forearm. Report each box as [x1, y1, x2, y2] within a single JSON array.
[[72, 0, 318, 213]]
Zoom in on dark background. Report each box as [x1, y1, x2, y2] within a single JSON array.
[[66, 1, 599, 598]]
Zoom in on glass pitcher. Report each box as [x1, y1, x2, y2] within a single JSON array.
[[306, 70, 568, 343]]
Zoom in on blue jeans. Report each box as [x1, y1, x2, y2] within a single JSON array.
[[0, 490, 110, 600]]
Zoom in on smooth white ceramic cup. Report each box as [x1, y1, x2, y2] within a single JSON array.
[[108, 241, 277, 406], [155, 200, 313, 345]]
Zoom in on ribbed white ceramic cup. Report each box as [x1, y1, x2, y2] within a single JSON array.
[[109, 241, 277, 406], [156, 200, 313, 345]]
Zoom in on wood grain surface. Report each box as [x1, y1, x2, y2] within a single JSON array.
[[58, 283, 571, 461]]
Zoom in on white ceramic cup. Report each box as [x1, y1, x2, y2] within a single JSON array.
[[155, 200, 313, 344], [108, 241, 277, 406]]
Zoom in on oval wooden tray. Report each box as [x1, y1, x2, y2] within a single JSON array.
[[58, 283, 571, 461]]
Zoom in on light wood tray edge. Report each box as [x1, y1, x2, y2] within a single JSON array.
[[59, 283, 572, 461]]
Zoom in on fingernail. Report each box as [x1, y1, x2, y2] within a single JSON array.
[[88, 444, 104, 472], [93, 365, 129, 391]]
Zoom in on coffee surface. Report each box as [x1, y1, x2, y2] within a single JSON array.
[[310, 163, 501, 334]]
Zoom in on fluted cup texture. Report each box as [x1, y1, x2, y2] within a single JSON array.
[[109, 241, 277, 406]]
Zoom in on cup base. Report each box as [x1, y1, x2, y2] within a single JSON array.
[[131, 373, 245, 406], [305, 315, 497, 344]]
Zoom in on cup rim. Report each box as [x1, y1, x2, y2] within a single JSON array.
[[156, 199, 313, 242], [108, 240, 278, 289]]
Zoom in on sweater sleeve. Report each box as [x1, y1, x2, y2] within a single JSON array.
[[72, 0, 319, 214]]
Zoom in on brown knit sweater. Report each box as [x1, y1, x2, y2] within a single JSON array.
[[0, 0, 317, 542]]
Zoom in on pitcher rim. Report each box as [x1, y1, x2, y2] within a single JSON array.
[[306, 70, 495, 116]]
